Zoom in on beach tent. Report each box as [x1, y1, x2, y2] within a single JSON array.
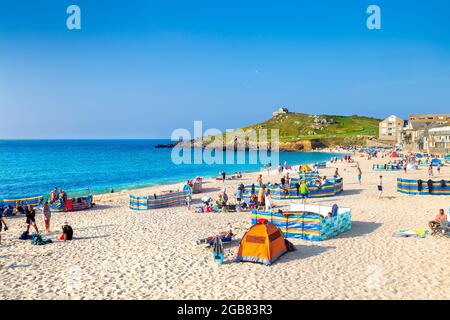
[[431, 158, 442, 167], [300, 165, 312, 172], [390, 152, 399, 158], [236, 221, 288, 266], [416, 153, 423, 158]]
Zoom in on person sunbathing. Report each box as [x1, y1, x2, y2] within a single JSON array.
[[428, 209, 447, 234]]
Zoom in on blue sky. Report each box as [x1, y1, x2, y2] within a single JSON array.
[[0, 0, 449, 139]]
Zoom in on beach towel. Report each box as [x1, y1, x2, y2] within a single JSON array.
[[31, 233, 53, 245], [392, 229, 429, 238]]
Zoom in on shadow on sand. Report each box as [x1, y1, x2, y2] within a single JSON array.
[[338, 221, 381, 238], [278, 245, 335, 264]]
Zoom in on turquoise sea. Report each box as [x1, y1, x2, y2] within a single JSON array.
[[0, 140, 342, 199]]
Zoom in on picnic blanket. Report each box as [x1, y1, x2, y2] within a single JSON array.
[[392, 229, 429, 238]]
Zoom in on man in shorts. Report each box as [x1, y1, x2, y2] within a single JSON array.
[[300, 180, 308, 204], [429, 209, 447, 235], [25, 205, 39, 233]]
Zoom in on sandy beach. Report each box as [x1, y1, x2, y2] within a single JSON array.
[[1, 154, 449, 300]]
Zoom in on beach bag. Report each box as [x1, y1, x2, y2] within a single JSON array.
[[19, 230, 30, 240]]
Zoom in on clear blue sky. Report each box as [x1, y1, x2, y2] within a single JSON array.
[[1, 0, 449, 139]]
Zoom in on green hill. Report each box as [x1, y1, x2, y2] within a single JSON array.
[[177, 112, 381, 151], [242, 113, 380, 145]]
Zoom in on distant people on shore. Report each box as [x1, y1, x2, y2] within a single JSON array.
[[428, 165, 433, 177]]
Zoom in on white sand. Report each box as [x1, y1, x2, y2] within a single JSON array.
[[1, 155, 449, 300]]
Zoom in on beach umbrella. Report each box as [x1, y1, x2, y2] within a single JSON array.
[[390, 152, 399, 158], [415, 153, 423, 158]]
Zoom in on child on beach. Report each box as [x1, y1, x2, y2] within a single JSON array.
[[334, 168, 340, 178], [264, 189, 273, 211], [185, 194, 192, 210], [377, 175, 383, 199], [357, 167, 362, 185], [257, 174, 263, 187]]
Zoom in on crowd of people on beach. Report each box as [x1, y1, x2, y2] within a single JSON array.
[[0, 187, 76, 245]]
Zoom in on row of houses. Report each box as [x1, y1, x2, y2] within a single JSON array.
[[378, 114, 450, 154]]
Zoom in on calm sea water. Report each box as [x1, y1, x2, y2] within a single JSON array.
[[0, 140, 342, 199]]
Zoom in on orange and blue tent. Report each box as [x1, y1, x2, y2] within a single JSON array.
[[236, 221, 288, 266]]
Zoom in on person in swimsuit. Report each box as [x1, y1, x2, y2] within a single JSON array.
[[429, 209, 447, 235], [25, 205, 39, 233], [42, 200, 51, 233], [357, 167, 362, 185]]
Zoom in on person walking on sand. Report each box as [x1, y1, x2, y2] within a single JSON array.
[[377, 175, 383, 199], [41, 200, 51, 234], [0, 209, 9, 245], [437, 163, 441, 175], [357, 167, 362, 185], [428, 165, 433, 177]]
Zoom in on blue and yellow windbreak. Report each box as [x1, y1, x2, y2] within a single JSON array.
[[243, 178, 343, 200], [251, 210, 352, 241], [397, 178, 450, 195], [129, 190, 191, 210]]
